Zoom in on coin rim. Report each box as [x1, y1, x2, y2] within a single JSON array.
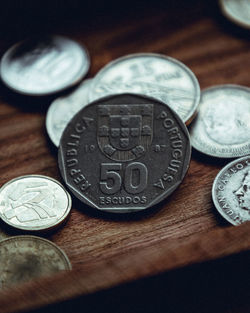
[[219, 0, 250, 29], [212, 155, 250, 226], [89, 52, 200, 124], [0, 35, 90, 96], [0, 174, 72, 231], [190, 84, 250, 158]]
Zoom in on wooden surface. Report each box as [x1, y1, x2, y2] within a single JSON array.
[[0, 0, 250, 312]]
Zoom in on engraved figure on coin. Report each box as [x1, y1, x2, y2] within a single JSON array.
[[97, 104, 153, 161], [234, 169, 250, 212], [4, 182, 57, 223]]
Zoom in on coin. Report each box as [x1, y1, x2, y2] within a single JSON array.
[[0, 235, 71, 289], [46, 79, 92, 147], [58, 93, 191, 213], [0, 35, 90, 96], [189, 84, 250, 158], [0, 175, 72, 231], [212, 156, 250, 225], [89, 53, 200, 124], [220, 0, 250, 29]]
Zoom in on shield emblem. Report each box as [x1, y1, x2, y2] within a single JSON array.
[[97, 104, 153, 162]]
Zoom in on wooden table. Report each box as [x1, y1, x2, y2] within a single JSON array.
[[0, 0, 250, 312]]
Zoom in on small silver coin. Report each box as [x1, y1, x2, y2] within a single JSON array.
[[220, 0, 250, 29], [212, 156, 250, 225], [89, 53, 200, 124], [189, 84, 250, 158], [0, 175, 72, 231], [46, 79, 92, 147], [0, 35, 90, 96], [0, 235, 71, 289]]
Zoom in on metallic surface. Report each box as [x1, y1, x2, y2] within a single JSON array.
[[189, 85, 250, 158], [0, 175, 72, 231], [0, 235, 71, 289], [220, 0, 250, 29], [46, 79, 92, 146], [58, 93, 191, 213], [0, 35, 90, 96], [212, 156, 250, 225], [89, 53, 200, 124]]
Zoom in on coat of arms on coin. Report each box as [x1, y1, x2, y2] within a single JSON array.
[[58, 94, 191, 213]]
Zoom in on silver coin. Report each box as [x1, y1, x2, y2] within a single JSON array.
[[46, 79, 92, 147], [89, 53, 200, 124], [0, 175, 72, 231], [189, 84, 250, 158], [0, 235, 71, 289], [220, 0, 250, 29], [0, 35, 90, 96], [212, 156, 250, 225]]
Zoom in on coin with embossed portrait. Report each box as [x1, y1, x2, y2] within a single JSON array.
[[220, 0, 250, 29], [189, 85, 250, 158], [89, 53, 200, 124], [0, 235, 71, 289], [58, 93, 191, 213], [0, 35, 90, 96], [46, 79, 92, 147], [212, 156, 250, 225], [0, 175, 72, 231]]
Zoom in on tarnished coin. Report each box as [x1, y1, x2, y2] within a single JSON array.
[[46, 79, 92, 146], [0, 235, 71, 289], [89, 53, 200, 124], [212, 156, 250, 225], [0, 35, 90, 96], [189, 85, 250, 158], [220, 0, 250, 29], [58, 93, 191, 213], [0, 175, 72, 231]]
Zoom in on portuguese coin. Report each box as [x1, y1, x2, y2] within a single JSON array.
[[46, 79, 92, 147], [189, 85, 250, 158], [0, 235, 71, 289], [212, 156, 250, 225], [58, 93, 191, 213], [220, 0, 250, 29], [0, 175, 72, 231], [89, 53, 200, 124], [0, 35, 90, 96]]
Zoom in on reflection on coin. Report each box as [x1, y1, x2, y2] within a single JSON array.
[[0, 235, 71, 289], [189, 85, 250, 158], [0, 175, 72, 231], [89, 53, 200, 124], [220, 0, 250, 29], [58, 93, 191, 213], [0, 35, 90, 96], [212, 156, 250, 225], [46, 79, 92, 146]]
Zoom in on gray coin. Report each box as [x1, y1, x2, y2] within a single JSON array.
[[212, 156, 250, 225], [0, 235, 71, 289], [220, 0, 250, 29], [0, 175, 72, 231], [58, 93, 191, 213], [0, 35, 90, 96], [89, 53, 200, 124], [46, 79, 92, 146], [189, 85, 250, 158]]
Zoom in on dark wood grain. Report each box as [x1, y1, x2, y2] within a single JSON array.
[[0, 0, 250, 312]]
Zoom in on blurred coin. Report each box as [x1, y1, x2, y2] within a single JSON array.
[[0, 35, 90, 96], [212, 155, 250, 225], [0, 175, 71, 231], [89, 53, 200, 124], [220, 0, 250, 29], [189, 85, 250, 158], [58, 93, 191, 213], [46, 79, 92, 146], [0, 235, 71, 289]]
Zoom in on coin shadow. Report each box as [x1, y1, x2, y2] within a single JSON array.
[[191, 148, 234, 168]]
